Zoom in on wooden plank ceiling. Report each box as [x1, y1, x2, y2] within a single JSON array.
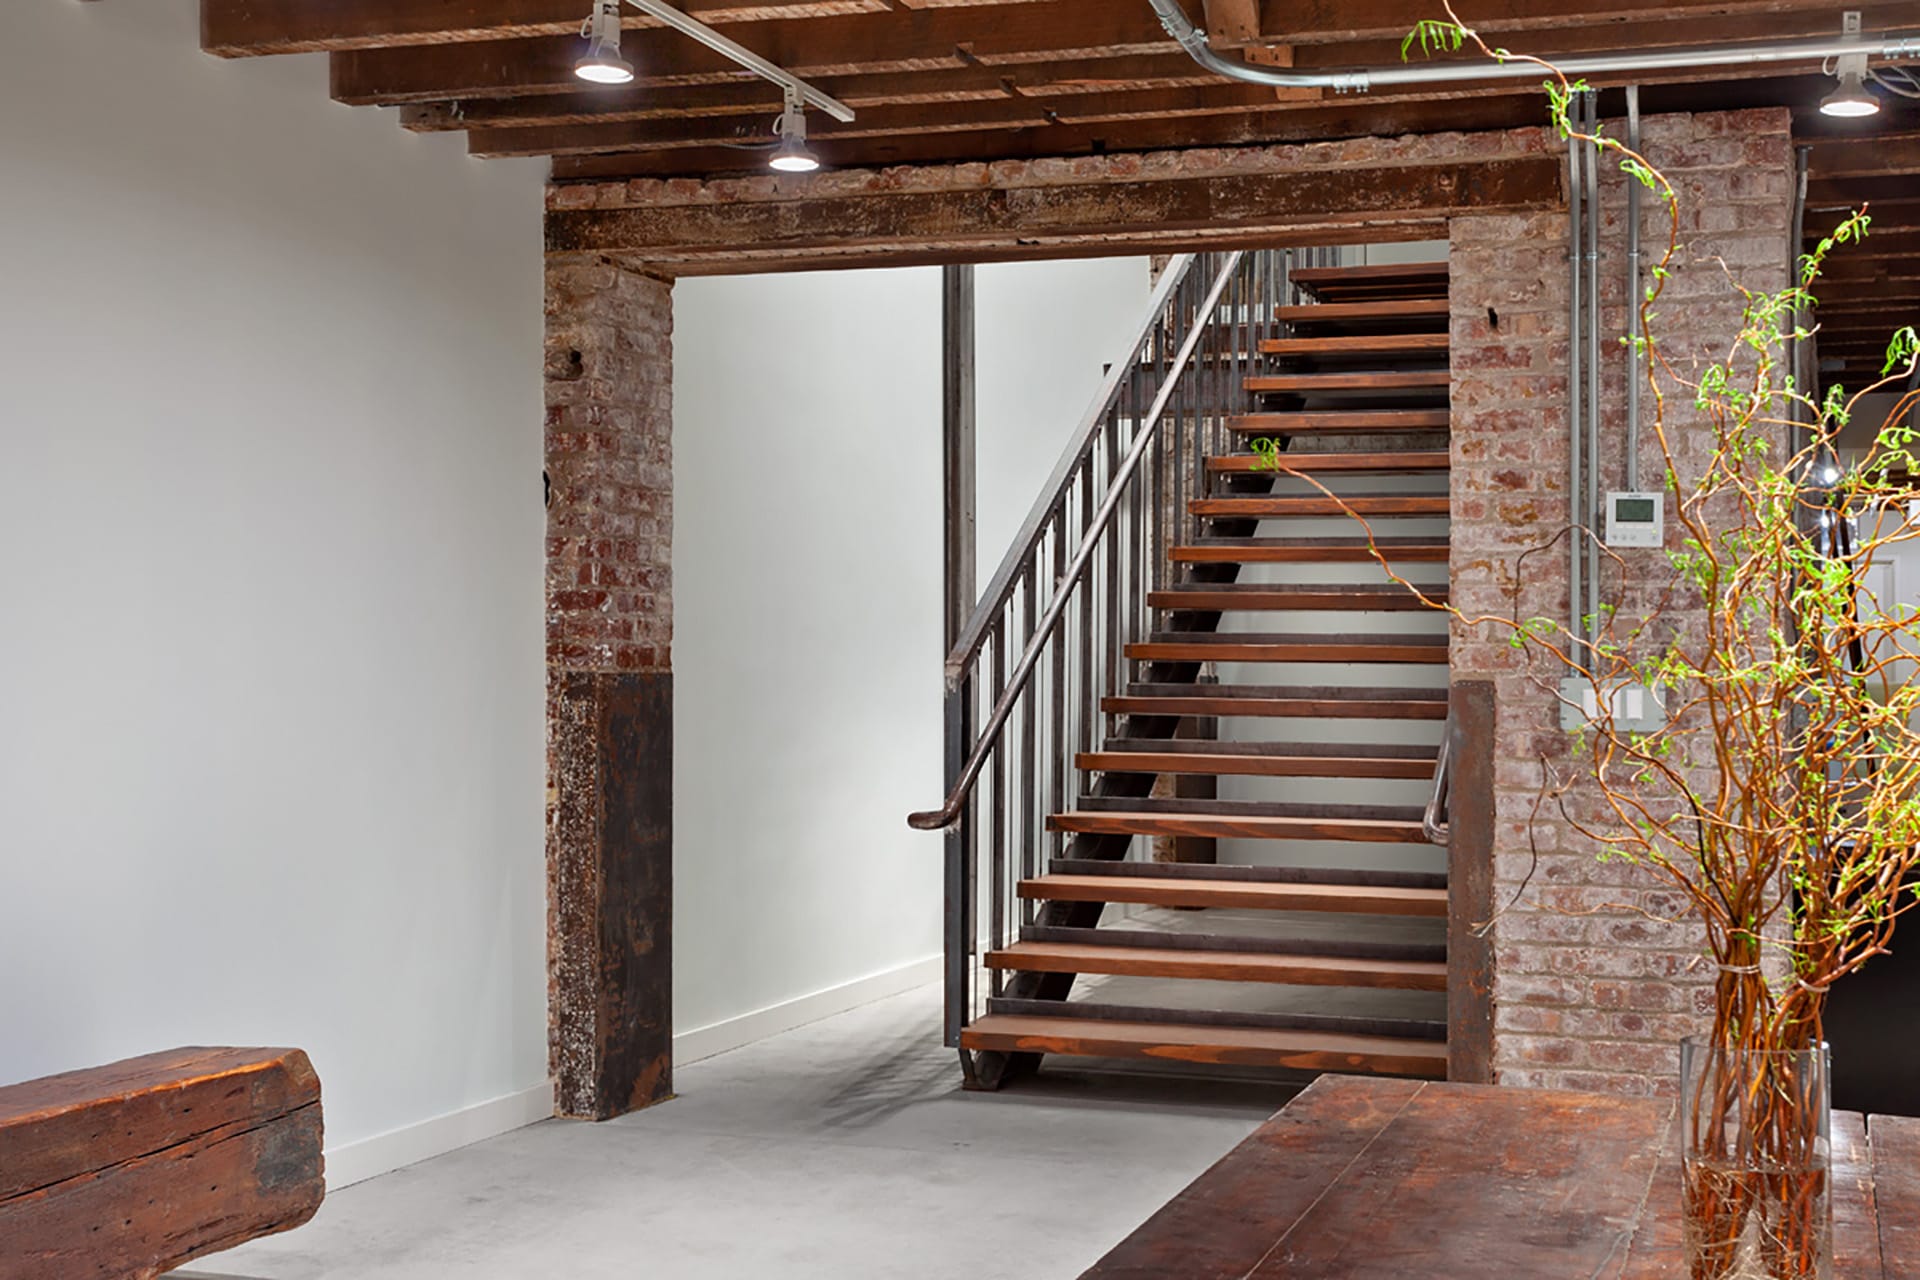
[[1800, 127, 1920, 390], [201, 0, 1920, 182]]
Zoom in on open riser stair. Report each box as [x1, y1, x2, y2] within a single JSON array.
[[938, 249, 1454, 1089]]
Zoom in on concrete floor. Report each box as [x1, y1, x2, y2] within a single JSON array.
[[199, 984, 1282, 1280]]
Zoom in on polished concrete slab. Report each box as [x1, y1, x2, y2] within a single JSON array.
[[204, 984, 1280, 1280]]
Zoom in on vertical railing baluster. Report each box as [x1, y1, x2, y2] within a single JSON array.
[[1020, 552, 1037, 895], [988, 620, 1006, 998], [1048, 495, 1068, 881]]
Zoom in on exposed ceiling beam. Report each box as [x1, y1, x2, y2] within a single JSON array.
[[328, 4, 1176, 104], [397, 54, 1215, 131], [545, 92, 1551, 178], [545, 153, 1561, 270], [206, 0, 923, 56], [1254, 0, 1915, 43]]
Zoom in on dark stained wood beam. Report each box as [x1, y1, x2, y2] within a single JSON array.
[[545, 152, 1561, 272], [401, 54, 1217, 133], [474, 81, 1294, 155], [328, 4, 1178, 104], [1808, 175, 1920, 213], [547, 91, 1547, 178], [1254, 0, 1917, 44], [1806, 134, 1920, 180], [209, 0, 891, 56], [0, 1047, 324, 1278]]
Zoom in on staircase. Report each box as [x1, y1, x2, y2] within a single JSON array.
[[913, 250, 1455, 1090]]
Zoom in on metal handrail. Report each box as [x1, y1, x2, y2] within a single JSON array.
[[940, 254, 1201, 684], [1423, 707, 1454, 846], [908, 251, 1245, 832]]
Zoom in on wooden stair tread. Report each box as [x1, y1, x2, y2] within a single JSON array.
[[1192, 494, 1449, 517], [985, 941, 1447, 990], [1102, 737, 1437, 759], [1078, 750, 1435, 780], [1028, 871, 1446, 912], [959, 1014, 1447, 1077], [1260, 334, 1450, 357], [1245, 370, 1450, 393], [1049, 809, 1433, 843], [1127, 634, 1448, 664], [1149, 585, 1444, 611], [1171, 537, 1449, 563], [1106, 682, 1447, 720], [1290, 263, 1449, 287], [1048, 858, 1444, 890], [1206, 451, 1449, 474], [1231, 409, 1450, 433], [1275, 298, 1450, 322], [1104, 693, 1446, 719]]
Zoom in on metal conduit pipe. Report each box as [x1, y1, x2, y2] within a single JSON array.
[[1147, 0, 1920, 91], [1585, 90, 1603, 661], [1626, 87, 1644, 494], [1568, 101, 1586, 659]]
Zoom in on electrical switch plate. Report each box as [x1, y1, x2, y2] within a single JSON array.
[[1604, 491, 1665, 548], [1559, 677, 1668, 733]]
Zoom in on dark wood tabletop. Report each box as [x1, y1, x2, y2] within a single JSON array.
[[1081, 1075, 1920, 1279]]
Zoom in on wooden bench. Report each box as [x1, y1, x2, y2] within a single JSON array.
[[0, 1047, 324, 1280], [1082, 1074, 1920, 1278]]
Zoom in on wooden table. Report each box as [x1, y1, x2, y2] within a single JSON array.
[[1082, 1076, 1920, 1279]]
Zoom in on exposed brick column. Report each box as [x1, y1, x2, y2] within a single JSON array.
[[545, 253, 675, 1120], [1448, 109, 1795, 1096]]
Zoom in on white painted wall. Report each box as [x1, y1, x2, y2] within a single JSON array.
[[671, 258, 1149, 1048], [0, 0, 550, 1181]]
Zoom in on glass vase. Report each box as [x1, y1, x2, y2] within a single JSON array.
[[1679, 1037, 1832, 1280]]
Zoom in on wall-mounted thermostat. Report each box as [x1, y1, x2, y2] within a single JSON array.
[[1604, 491, 1664, 548]]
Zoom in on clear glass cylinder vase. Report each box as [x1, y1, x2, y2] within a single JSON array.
[[1679, 1037, 1832, 1280]]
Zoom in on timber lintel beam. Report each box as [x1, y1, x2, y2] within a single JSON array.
[[544, 152, 1563, 273]]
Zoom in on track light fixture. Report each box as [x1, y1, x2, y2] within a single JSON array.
[[1820, 13, 1882, 118], [769, 89, 821, 173], [574, 0, 634, 85]]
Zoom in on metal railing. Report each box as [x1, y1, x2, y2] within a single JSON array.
[[907, 248, 1318, 1045]]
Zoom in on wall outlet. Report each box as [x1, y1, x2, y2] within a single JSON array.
[[1559, 678, 1667, 732]]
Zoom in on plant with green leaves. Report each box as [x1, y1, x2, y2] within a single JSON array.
[[1261, 8, 1920, 1278]]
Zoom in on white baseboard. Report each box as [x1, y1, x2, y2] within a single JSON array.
[[674, 954, 943, 1066], [322, 1080, 556, 1192]]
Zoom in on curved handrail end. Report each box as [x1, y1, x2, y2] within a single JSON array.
[[907, 808, 958, 832]]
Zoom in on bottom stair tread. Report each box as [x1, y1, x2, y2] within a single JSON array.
[[960, 1014, 1446, 1078]]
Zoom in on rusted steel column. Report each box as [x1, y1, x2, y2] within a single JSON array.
[[545, 252, 675, 1120], [1448, 679, 1496, 1084]]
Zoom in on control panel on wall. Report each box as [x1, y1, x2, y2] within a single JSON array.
[[1604, 491, 1664, 548]]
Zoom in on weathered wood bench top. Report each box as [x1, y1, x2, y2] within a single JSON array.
[[1081, 1075, 1920, 1279], [0, 1046, 324, 1280]]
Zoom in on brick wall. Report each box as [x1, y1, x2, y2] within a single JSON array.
[[546, 254, 674, 675], [1448, 109, 1796, 1094], [544, 252, 676, 1119]]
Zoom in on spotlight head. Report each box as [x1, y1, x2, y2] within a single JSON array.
[[770, 134, 821, 173], [575, 0, 635, 86], [769, 90, 820, 173], [1820, 71, 1880, 117], [1820, 53, 1879, 118]]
